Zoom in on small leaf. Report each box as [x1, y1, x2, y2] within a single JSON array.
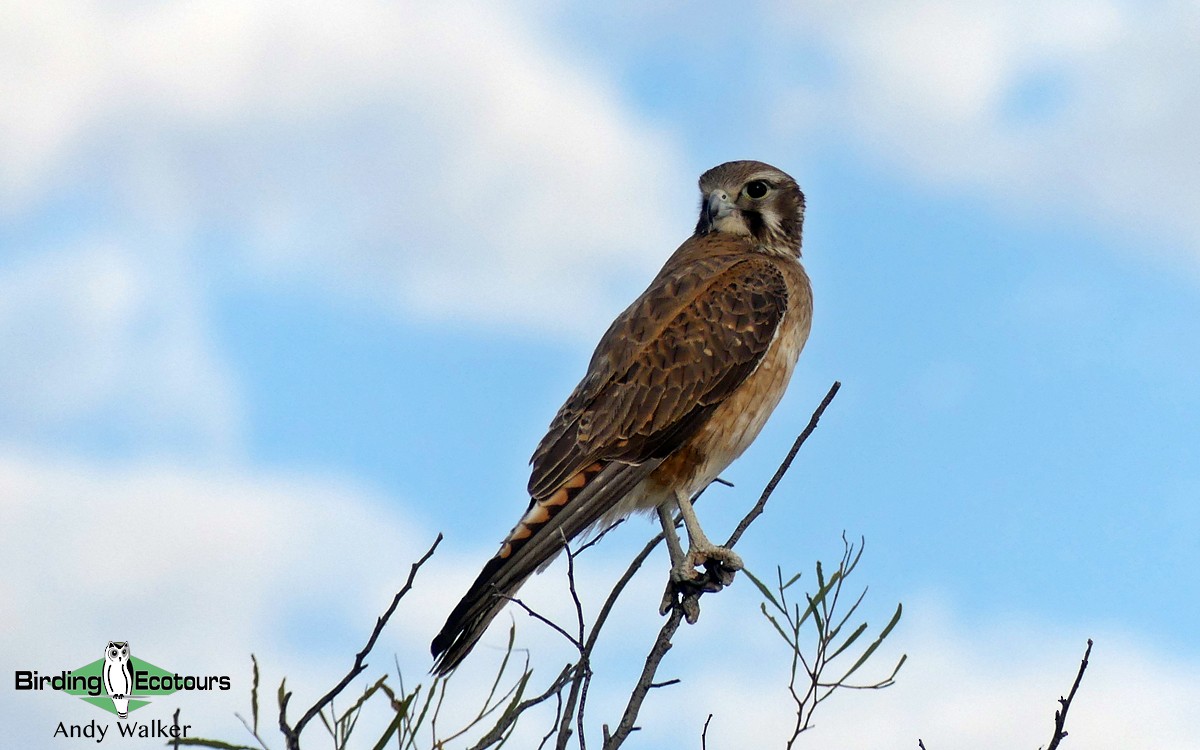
[[878, 602, 903, 641], [744, 568, 782, 610], [250, 654, 260, 735], [370, 712, 405, 750], [762, 609, 794, 644], [828, 622, 868, 661]]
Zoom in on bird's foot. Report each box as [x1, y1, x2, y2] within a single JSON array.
[[687, 544, 743, 579], [658, 544, 743, 622], [659, 580, 703, 623]]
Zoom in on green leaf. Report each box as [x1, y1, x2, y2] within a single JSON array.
[[761, 607, 794, 645], [342, 675, 388, 723], [250, 655, 260, 735], [827, 622, 868, 661], [370, 711, 405, 750], [744, 568, 782, 611], [837, 604, 901, 685], [878, 602, 903, 641]]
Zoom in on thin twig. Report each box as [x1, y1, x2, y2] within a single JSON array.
[[603, 608, 685, 749], [557, 533, 665, 750], [500, 594, 585, 651], [278, 534, 443, 750], [574, 519, 627, 556], [564, 541, 588, 648], [1045, 639, 1093, 750], [466, 663, 577, 750], [701, 714, 713, 750]]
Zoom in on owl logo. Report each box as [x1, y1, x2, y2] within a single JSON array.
[[102, 641, 133, 719]]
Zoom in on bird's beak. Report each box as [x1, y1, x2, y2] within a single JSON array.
[[705, 190, 736, 225]]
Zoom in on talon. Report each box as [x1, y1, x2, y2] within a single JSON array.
[[660, 579, 705, 622], [670, 560, 705, 585], [690, 544, 743, 572]]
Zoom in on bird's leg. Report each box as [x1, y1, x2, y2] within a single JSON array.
[[657, 504, 701, 618], [656, 503, 687, 570], [658, 488, 743, 622], [675, 487, 742, 585]]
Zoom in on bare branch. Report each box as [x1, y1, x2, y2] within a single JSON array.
[[1045, 639, 1093, 750], [499, 594, 585, 652], [557, 532, 665, 750], [603, 608, 685, 749], [278, 534, 443, 750]]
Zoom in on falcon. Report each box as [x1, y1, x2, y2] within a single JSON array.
[[431, 160, 813, 674]]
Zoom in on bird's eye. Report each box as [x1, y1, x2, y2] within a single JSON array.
[[744, 180, 770, 200]]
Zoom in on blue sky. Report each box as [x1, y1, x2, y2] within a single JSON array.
[[2, 1, 1199, 747]]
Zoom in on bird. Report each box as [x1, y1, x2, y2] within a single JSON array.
[[431, 160, 812, 675], [102, 641, 133, 719]]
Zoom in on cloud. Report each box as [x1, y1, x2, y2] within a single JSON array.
[[0, 0, 690, 336], [0, 240, 241, 456], [772, 0, 1200, 268]]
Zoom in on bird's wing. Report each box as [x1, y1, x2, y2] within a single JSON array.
[[528, 250, 790, 498]]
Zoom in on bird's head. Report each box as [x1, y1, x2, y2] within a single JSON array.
[[694, 161, 805, 257]]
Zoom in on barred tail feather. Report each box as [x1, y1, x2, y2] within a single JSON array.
[[430, 460, 661, 674]]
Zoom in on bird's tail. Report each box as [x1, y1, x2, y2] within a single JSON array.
[[430, 459, 660, 675]]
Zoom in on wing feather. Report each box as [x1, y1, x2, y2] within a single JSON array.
[[528, 249, 789, 499]]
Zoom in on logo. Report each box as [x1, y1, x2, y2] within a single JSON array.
[[13, 641, 232, 742]]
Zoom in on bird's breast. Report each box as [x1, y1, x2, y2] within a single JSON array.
[[642, 269, 812, 507]]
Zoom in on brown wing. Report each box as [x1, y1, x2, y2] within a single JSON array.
[[528, 252, 789, 499]]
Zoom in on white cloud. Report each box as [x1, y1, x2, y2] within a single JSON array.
[[773, 0, 1200, 269], [0, 0, 690, 336], [0, 241, 241, 456]]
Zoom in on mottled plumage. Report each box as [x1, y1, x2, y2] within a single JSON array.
[[432, 161, 813, 674]]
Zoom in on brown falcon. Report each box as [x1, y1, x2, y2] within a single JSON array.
[[431, 160, 812, 674]]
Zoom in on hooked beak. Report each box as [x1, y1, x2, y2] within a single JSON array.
[[697, 189, 739, 235], [705, 190, 736, 224]]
